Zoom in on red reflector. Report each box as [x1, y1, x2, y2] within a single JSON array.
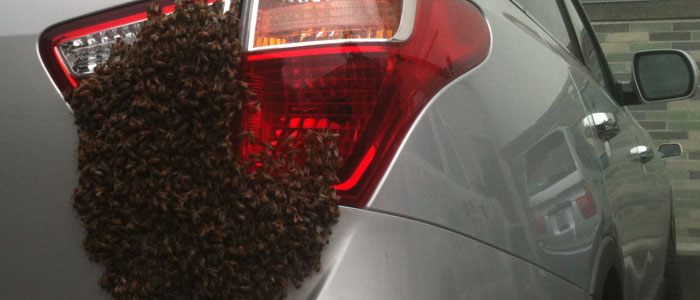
[[576, 183, 597, 219], [535, 216, 547, 234], [243, 0, 490, 207], [334, 146, 376, 191]]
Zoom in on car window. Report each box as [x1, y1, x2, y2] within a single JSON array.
[[514, 0, 574, 53], [525, 131, 577, 196], [563, 0, 612, 92]]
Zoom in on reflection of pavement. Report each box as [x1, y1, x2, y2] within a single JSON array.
[[679, 256, 700, 299]]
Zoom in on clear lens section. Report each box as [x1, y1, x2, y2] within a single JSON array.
[[253, 0, 403, 49], [58, 22, 144, 77]]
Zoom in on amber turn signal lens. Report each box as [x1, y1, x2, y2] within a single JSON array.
[[252, 0, 403, 49]]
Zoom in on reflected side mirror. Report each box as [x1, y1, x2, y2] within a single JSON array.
[[582, 112, 620, 141], [619, 50, 699, 105], [658, 143, 682, 159]]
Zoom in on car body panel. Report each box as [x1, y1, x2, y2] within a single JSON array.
[[0, 0, 674, 299], [368, 0, 670, 298], [0, 1, 125, 298], [369, 0, 601, 290], [569, 64, 670, 300], [0, 36, 110, 300], [286, 208, 589, 300]]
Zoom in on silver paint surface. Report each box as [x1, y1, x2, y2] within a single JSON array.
[[369, 0, 671, 299]]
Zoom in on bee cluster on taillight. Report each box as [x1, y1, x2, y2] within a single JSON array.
[[40, 0, 490, 297], [41, 0, 490, 208], [62, 1, 343, 299]]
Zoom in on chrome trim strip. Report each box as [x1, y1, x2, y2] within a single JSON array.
[[238, 0, 253, 47], [675, 143, 684, 159], [393, 0, 416, 41], [245, 0, 416, 52], [38, 40, 74, 110], [245, 0, 260, 51]]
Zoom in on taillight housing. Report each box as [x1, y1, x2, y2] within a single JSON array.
[[39, 0, 216, 92], [244, 0, 490, 207], [40, 0, 491, 208]]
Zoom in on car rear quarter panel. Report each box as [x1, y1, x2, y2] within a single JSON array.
[[0, 0, 125, 299], [286, 207, 588, 300], [368, 0, 607, 293]]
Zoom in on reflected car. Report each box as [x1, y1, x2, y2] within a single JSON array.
[[526, 127, 601, 256]]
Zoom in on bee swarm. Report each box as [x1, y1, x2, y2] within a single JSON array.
[[66, 1, 340, 299]]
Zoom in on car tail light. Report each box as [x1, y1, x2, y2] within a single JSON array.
[[40, 0, 490, 208], [576, 182, 597, 219], [244, 0, 490, 207]]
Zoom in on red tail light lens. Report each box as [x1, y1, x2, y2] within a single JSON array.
[[244, 0, 490, 207], [535, 216, 547, 234], [576, 183, 597, 219], [40, 0, 490, 208]]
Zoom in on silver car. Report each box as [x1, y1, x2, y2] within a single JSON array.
[[1, 0, 698, 299]]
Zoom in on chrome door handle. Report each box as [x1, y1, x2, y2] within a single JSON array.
[[630, 145, 654, 163], [583, 112, 620, 140]]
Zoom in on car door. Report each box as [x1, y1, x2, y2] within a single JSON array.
[[562, 1, 668, 299], [505, 0, 609, 290]]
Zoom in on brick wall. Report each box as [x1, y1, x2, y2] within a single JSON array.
[[587, 13, 700, 253]]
